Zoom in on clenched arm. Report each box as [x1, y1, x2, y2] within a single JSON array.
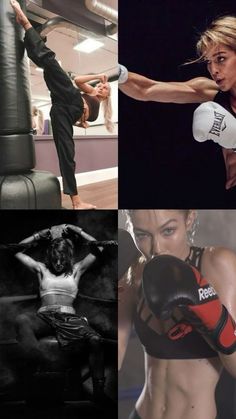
[[119, 72, 218, 104]]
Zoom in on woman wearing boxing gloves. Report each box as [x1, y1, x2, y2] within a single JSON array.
[[119, 210, 236, 419], [14, 223, 106, 401], [119, 16, 236, 191], [11, 0, 114, 209]]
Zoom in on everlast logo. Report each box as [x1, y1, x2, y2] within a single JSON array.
[[198, 285, 217, 301], [209, 111, 226, 136]]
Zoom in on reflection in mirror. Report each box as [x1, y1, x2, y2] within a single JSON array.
[[27, 0, 118, 136]]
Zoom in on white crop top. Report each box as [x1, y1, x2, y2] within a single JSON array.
[[40, 275, 78, 299]]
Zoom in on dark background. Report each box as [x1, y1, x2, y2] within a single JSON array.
[[0, 210, 117, 297], [119, 0, 236, 208], [0, 210, 117, 419]]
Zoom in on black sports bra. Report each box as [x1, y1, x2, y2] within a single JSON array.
[[134, 247, 217, 359], [82, 94, 100, 122], [214, 90, 236, 117]]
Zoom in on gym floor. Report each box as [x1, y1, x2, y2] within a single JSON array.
[[61, 179, 118, 209]]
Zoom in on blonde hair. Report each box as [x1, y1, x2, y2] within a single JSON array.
[[101, 84, 115, 133], [196, 15, 236, 61], [32, 105, 44, 135]]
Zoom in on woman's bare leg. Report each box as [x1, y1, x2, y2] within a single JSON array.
[[10, 0, 31, 30], [71, 195, 97, 210]]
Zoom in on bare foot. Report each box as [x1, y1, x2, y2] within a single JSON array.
[[71, 195, 97, 210], [10, 0, 31, 28]]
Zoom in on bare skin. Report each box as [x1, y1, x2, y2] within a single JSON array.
[[15, 224, 100, 308], [15, 248, 97, 307], [74, 75, 110, 130], [10, 0, 111, 210], [119, 45, 236, 189], [119, 210, 236, 419]]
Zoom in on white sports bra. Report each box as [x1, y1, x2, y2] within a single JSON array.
[[40, 274, 78, 299]]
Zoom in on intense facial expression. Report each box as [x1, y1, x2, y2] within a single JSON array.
[[51, 251, 67, 274], [96, 82, 110, 99], [129, 210, 195, 261], [204, 43, 236, 91]]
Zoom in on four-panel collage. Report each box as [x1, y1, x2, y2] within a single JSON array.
[[1, 0, 236, 419]]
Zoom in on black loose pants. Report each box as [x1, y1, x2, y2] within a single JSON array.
[[24, 27, 84, 195]]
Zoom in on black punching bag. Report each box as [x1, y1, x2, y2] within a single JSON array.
[[0, 0, 34, 172], [0, 0, 61, 209]]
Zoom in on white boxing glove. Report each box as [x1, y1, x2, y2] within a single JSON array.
[[118, 64, 128, 84], [192, 101, 236, 149]]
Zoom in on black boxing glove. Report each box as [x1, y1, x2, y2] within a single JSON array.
[[142, 255, 236, 355]]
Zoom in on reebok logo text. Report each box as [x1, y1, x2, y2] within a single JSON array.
[[198, 285, 217, 301]]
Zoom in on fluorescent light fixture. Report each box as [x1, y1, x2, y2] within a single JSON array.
[[74, 38, 104, 53]]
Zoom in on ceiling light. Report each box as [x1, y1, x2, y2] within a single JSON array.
[[73, 39, 104, 53]]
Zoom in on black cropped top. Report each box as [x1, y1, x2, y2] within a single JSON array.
[[82, 94, 100, 122], [134, 247, 218, 359], [214, 90, 236, 117]]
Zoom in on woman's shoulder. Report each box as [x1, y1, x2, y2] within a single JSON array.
[[202, 247, 236, 309], [202, 246, 236, 276], [119, 260, 145, 304]]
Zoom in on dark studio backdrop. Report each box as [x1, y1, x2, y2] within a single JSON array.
[[0, 210, 117, 299], [119, 0, 236, 208], [0, 210, 117, 419]]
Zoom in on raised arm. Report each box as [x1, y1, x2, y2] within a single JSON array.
[[15, 229, 49, 273], [67, 225, 103, 277], [74, 73, 108, 95], [119, 68, 218, 104]]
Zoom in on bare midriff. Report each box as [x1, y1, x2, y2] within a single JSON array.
[[135, 354, 222, 419], [41, 294, 74, 307]]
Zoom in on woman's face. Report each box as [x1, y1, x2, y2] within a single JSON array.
[[129, 210, 194, 261], [96, 82, 110, 99], [205, 43, 236, 91], [51, 251, 67, 274]]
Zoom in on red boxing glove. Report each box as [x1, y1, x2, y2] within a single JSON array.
[[143, 255, 236, 354]]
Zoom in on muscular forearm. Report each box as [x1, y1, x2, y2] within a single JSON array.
[[19, 235, 38, 245], [19, 229, 50, 245], [66, 225, 96, 242], [74, 74, 105, 95], [119, 70, 216, 103], [119, 71, 158, 101], [75, 74, 101, 84], [66, 224, 104, 254]]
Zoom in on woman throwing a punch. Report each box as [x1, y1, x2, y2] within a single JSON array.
[[119, 16, 236, 191]]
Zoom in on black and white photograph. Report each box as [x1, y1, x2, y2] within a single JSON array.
[[0, 210, 117, 419]]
